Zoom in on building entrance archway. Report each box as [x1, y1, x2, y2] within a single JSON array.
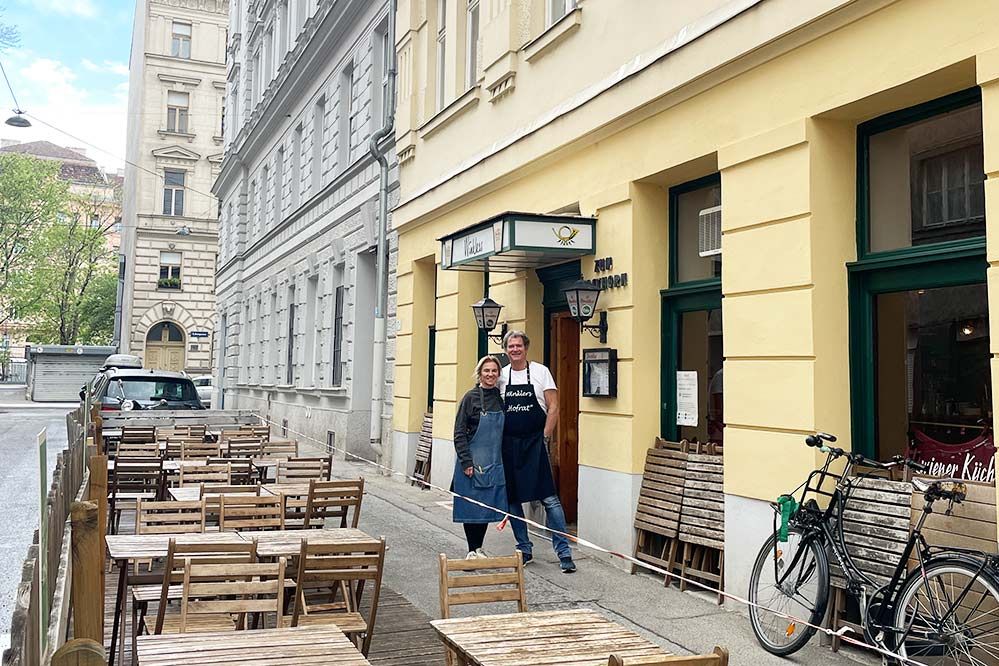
[[145, 321, 185, 371]]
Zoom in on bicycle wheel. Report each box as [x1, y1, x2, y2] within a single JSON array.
[[893, 558, 999, 665], [749, 526, 829, 656]]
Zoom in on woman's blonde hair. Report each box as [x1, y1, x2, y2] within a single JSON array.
[[473, 355, 502, 383]]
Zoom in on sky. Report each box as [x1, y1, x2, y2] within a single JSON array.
[[0, 0, 135, 171]]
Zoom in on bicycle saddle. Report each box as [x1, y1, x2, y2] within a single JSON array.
[[912, 477, 967, 502]]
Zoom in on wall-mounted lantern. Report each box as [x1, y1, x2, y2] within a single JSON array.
[[564, 279, 608, 343], [471, 296, 508, 344]]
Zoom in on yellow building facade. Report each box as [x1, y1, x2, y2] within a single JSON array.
[[391, 0, 999, 590]]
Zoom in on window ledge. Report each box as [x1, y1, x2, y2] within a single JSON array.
[[259, 383, 276, 388], [524, 6, 583, 64], [318, 387, 347, 396], [418, 86, 480, 140], [158, 129, 196, 142]]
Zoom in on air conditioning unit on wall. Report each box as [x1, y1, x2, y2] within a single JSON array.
[[698, 205, 722, 257]]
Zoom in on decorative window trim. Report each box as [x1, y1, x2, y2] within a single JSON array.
[[418, 85, 480, 140], [524, 4, 582, 64]]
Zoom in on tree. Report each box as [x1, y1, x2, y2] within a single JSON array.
[[12, 183, 120, 344], [0, 154, 69, 326], [0, 4, 19, 51]]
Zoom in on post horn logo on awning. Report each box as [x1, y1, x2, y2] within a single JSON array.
[[553, 225, 580, 246]]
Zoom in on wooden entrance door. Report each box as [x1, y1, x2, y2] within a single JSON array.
[[145, 321, 186, 372], [549, 310, 579, 524]]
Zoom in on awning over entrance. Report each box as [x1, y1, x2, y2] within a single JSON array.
[[439, 211, 596, 272]]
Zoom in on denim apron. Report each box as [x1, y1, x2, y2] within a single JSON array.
[[452, 386, 508, 523], [502, 364, 557, 504]]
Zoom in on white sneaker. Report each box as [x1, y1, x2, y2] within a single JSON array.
[[475, 548, 487, 558], [465, 551, 479, 560]]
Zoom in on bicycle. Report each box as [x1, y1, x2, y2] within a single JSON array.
[[748, 432, 999, 665]]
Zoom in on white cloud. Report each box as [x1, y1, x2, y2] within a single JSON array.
[[0, 56, 126, 171], [81, 58, 100, 72], [29, 0, 98, 18], [81, 58, 128, 76]]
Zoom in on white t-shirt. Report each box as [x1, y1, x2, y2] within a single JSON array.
[[499, 361, 557, 413]]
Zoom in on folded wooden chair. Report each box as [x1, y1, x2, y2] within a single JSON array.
[[607, 647, 729, 665]]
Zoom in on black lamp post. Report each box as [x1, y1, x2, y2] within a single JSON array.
[[564, 279, 608, 343], [471, 296, 507, 344]]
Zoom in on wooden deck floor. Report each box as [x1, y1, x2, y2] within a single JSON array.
[[102, 559, 445, 666]]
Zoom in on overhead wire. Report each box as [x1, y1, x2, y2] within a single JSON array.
[[0, 54, 23, 112]]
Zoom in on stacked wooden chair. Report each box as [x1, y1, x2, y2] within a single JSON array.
[[633, 439, 688, 584], [412, 411, 433, 489], [607, 648, 729, 665], [677, 442, 725, 603]]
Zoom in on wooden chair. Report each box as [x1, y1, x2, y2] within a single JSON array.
[[115, 441, 160, 458], [412, 412, 432, 489], [288, 537, 386, 655], [262, 439, 299, 459], [178, 463, 231, 487], [121, 426, 156, 444], [136, 498, 206, 535], [303, 478, 364, 529], [226, 436, 264, 459], [249, 425, 271, 440], [200, 484, 261, 523], [220, 494, 285, 531], [276, 456, 332, 483], [438, 553, 527, 618], [208, 457, 255, 485], [181, 440, 222, 460], [160, 438, 186, 460], [108, 457, 164, 533], [607, 647, 729, 666], [677, 443, 724, 604]]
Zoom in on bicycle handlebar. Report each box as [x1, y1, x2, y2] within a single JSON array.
[[804, 432, 928, 472]]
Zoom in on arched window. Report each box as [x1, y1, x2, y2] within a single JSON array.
[[146, 321, 185, 344]]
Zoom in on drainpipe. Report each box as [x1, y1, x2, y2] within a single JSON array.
[[367, 0, 397, 458]]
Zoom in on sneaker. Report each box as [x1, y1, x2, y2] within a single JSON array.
[[559, 557, 577, 574], [518, 551, 533, 566], [475, 548, 487, 558], [465, 551, 479, 560]]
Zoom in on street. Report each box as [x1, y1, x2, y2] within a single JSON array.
[[0, 386, 71, 647]]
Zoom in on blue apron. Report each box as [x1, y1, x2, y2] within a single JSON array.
[[453, 387, 508, 523], [502, 364, 558, 504]]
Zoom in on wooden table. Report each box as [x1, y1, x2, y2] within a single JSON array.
[[136, 625, 371, 665], [104, 528, 377, 666], [238, 528, 377, 557], [431, 609, 670, 666]]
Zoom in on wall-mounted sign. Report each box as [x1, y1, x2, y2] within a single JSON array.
[[590, 256, 628, 289], [439, 212, 596, 272], [582, 348, 617, 398], [190, 331, 210, 338], [676, 371, 698, 427]]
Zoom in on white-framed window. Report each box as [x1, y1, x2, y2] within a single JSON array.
[[465, 0, 479, 90], [171, 21, 192, 58], [916, 144, 985, 230], [548, 0, 575, 25], [436, 0, 446, 110], [166, 91, 190, 133], [162, 169, 185, 216], [312, 95, 325, 193], [338, 65, 354, 169], [292, 124, 303, 208], [88, 214, 101, 229], [274, 146, 285, 224], [372, 22, 391, 127], [158, 251, 182, 289]]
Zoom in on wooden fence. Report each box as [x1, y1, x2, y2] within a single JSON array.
[[2, 404, 91, 666]]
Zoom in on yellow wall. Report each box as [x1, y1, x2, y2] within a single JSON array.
[[393, 0, 999, 503]]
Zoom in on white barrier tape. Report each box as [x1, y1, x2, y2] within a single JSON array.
[[253, 413, 928, 665]]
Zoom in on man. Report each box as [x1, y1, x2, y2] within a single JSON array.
[[499, 330, 576, 573]]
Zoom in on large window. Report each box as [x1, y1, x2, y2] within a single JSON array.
[[338, 65, 354, 169], [171, 22, 192, 59], [671, 174, 722, 284], [548, 0, 576, 25], [866, 97, 984, 253], [465, 0, 479, 90], [158, 251, 182, 289], [851, 88, 987, 459], [286, 287, 296, 385], [162, 169, 185, 216], [331, 284, 344, 386], [166, 91, 189, 133], [436, 0, 446, 110]]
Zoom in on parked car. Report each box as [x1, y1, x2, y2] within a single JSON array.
[[81, 354, 144, 401], [191, 375, 212, 408], [91, 368, 205, 412]]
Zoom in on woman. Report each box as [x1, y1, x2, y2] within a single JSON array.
[[452, 355, 508, 558]]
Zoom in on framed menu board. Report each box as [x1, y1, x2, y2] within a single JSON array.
[[582, 348, 617, 398]]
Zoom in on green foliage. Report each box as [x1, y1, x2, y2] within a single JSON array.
[[0, 153, 69, 320], [78, 270, 117, 344], [157, 277, 181, 289]]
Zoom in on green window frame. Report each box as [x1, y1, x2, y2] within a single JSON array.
[[849, 87, 986, 458], [661, 173, 723, 439]]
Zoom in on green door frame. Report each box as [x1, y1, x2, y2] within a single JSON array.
[[848, 86, 986, 459]]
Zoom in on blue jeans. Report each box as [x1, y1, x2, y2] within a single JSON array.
[[508, 495, 572, 560]]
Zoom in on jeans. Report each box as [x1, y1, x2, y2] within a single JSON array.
[[508, 495, 572, 560]]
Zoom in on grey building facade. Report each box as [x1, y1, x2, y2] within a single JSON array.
[[213, 0, 397, 461]]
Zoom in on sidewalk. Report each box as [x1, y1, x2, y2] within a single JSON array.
[[0, 385, 76, 410], [325, 454, 878, 666]]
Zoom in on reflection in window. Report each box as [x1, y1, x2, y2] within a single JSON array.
[[678, 308, 724, 445], [674, 179, 721, 284], [874, 284, 990, 458], [868, 101, 984, 252]]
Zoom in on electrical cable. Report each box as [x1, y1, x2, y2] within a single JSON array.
[[0, 54, 23, 112]]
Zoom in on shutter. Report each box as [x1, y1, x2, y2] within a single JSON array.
[[698, 205, 722, 257], [32, 356, 102, 402]]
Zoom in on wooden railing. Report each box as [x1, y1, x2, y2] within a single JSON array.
[[2, 404, 94, 666]]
